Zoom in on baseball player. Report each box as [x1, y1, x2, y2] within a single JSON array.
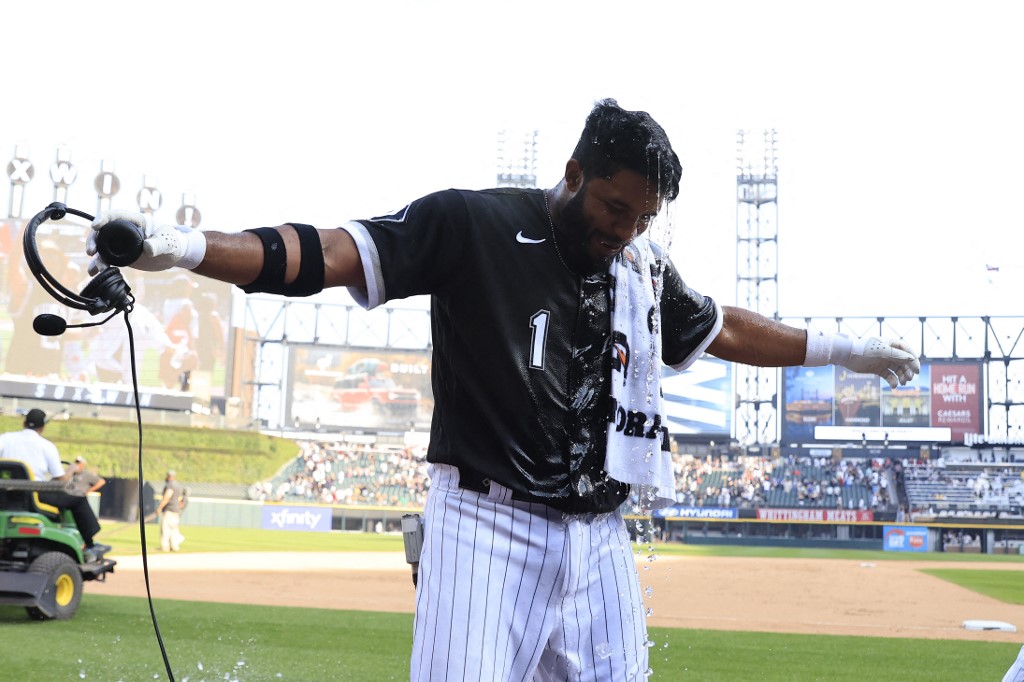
[[86, 99, 920, 681]]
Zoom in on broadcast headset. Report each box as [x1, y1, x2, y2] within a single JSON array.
[[22, 202, 178, 681], [23, 201, 144, 335]]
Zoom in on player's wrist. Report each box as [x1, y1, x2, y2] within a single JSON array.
[[803, 332, 853, 367], [178, 228, 207, 270]]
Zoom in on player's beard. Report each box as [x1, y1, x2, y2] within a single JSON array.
[[558, 185, 617, 276]]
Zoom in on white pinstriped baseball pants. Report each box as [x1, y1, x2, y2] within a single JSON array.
[[411, 464, 649, 682], [1005, 644, 1024, 682]]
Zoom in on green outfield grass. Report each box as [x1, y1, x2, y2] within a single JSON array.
[[921, 568, 1024, 605], [0, 595, 1018, 681], [99, 522, 409, 554]]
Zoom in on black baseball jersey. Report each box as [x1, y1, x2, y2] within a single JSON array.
[[342, 188, 720, 513]]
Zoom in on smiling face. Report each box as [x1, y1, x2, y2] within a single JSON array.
[[557, 164, 663, 275]]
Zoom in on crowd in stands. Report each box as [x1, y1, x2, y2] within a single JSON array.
[[253, 437, 1023, 519], [670, 453, 898, 511], [902, 454, 1024, 518], [250, 440, 430, 507]]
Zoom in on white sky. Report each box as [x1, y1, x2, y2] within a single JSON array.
[[4, 0, 1023, 318]]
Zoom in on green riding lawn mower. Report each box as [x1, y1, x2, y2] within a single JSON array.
[[0, 459, 116, 620]]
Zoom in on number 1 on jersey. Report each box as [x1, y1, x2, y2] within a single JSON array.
[[529, 310, 550, 370]]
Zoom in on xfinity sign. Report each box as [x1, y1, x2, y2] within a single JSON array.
[[262, 505, 331, 532]]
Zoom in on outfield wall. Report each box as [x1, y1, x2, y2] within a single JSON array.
[[652, 516, 1024, 554], [160, 497, 418, 533], [152, 497, 1024, 555]]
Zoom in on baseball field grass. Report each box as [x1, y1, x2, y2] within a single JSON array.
[[1, 526, 1021, 681], [0, 597, 1017, 681], [920, 568, 1024, 605]]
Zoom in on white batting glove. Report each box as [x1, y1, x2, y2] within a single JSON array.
[[804, 333, 921, 389], [87, 210, 207, 275]]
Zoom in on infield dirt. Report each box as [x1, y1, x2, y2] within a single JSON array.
[[89, 551, 1024, 644]]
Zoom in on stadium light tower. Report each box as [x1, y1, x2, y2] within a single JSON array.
[[496, 129, 538, 188], [735, 129, 779, 446]]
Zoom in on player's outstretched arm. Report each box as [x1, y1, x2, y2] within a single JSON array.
[[708, 306, 806, 367], [87, 211, 365, 292], [195, 227, 365, 290], [708, 305, 920, 388]]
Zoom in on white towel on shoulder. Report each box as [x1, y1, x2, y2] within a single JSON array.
[[605, 237, 676, 510]]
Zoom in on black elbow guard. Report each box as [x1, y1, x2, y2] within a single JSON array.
[[240, 223, 325, 297]]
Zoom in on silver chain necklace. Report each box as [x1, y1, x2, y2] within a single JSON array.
[[542, 189, 574, 273]]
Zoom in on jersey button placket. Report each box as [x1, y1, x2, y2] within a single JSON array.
[[566, 275, 610, 500]]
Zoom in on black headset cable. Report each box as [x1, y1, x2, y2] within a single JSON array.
[[125, 307, 177, 681]]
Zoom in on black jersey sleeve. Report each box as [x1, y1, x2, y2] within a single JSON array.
[[341, 189, 471, 307], [660, 255, 722, 370]]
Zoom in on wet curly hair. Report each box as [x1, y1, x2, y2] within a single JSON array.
[[571, 98, 682, 202]]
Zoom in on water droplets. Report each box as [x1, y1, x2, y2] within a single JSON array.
[[575, 474, 595, 497]]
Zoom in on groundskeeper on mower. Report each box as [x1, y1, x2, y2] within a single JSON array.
[[0, 459, 115, 620]]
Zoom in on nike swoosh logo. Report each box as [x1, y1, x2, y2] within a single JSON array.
[[516, 231, 546, 244]]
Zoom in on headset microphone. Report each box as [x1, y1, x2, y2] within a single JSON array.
[[32, 311, 120, 336], [32, 313, 70, 336]]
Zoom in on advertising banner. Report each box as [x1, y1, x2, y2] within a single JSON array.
[[261, 505, 332, 532], [781, 365, 834, 443], [883, 525, 930, 552], [929, 362, 983, 442], [781, 360, 984, 446], [653, 506, 738, 519], [756, 508, 874, 523]]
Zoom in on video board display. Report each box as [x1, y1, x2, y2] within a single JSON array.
[[781, 360, 984, 445], [287, 345, 433, 430], [1, 218, 232, 411]]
